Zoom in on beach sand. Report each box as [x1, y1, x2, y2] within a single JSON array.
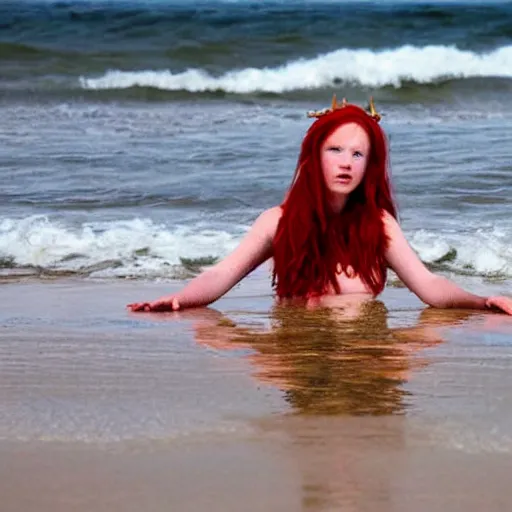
[[1, 277, 512, 511]]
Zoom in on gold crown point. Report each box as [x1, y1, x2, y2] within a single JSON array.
[[306, 95, 381, 122], [368, 96, 381, 122]]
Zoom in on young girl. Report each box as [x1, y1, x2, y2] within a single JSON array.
[[128, 98, 512, 315]]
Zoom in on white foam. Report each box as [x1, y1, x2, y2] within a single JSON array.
[[409, 226, 512, 276], [0, 216, 241, 278], [80, 45, 512, 93], [1, 216, 511, 279]]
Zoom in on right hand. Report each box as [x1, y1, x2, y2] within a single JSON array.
[[127, 296, 181, 313], [485, 296, 512, 315]]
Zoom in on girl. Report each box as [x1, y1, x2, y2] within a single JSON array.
[[128, 98, 512, 315]]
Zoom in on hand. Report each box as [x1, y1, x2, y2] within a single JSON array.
[[485, 296, 512, 315], [127, 296, 181, 313]]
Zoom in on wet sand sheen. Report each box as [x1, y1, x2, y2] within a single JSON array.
[[1, 280, 512, 511]]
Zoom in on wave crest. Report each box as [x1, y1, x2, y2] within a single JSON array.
[[80, 45, 512, 93]]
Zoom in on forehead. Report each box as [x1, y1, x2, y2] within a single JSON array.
[[323, 122, 370, 149]]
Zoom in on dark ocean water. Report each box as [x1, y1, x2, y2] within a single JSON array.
[[0, 1, 511, 289], [1, 1, 512, 101]]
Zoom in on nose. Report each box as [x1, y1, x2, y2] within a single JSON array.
[[338, 152, 352, 169]]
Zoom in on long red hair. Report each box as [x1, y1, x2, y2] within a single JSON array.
[[272, 104, 397, 298]]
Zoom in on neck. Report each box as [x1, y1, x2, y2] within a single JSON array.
[[328, 193, 348, 214]]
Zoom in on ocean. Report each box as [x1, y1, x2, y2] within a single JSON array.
[[2, 5, 512, 509], [1, 0, 511, 288]]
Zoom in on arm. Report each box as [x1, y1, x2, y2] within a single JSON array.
[[383, 212, 488, 310], [128, 207, 281, 311]]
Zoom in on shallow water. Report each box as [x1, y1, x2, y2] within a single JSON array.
[[1, 280, 512, 511], [1, 279, 511, 443]]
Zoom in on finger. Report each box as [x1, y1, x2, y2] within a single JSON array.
[[486, 298, 499, 310], [148, 300, 172, 312], [127, 302, 146, 312], [498, 299, 512, 315], [487, 298, 512, 315]]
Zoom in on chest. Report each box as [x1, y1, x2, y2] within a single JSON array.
[[327, 264, 373, 295]]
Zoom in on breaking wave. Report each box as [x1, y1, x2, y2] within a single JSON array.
[[80, 45, 512, 93]]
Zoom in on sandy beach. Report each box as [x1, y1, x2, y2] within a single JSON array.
[[1, 277, 512, 511]]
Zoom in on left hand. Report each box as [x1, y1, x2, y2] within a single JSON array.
[[486, 296, 512, 315]]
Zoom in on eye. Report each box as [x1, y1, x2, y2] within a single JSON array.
[[328, 146, 342, 153], [353, 151, 364, 158]]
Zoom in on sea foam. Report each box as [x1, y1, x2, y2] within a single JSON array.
[[1, 215, 511, 280]]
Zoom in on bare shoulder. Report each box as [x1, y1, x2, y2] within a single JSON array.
[[381, 209, 401, 237], [253, 206, 282, 239]]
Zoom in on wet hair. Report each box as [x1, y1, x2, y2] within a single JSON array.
[[272, 104, 397, 298]]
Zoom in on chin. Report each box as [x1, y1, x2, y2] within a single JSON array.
[[330, 184, 357, 195]]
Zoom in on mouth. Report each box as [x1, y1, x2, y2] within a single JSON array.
[[334, 173, 353, 184]]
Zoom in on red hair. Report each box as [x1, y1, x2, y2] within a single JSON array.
[[272, 104, 397, 298]]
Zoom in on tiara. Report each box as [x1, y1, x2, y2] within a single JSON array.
[[307, 94, 381, 122]]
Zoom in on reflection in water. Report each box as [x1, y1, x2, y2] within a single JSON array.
[[188, 298, 477, 416], [240, 301, 417, 416]]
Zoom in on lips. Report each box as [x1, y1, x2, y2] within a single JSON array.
[[335, 173, 352, 184]]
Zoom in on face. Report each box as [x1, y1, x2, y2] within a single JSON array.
[[320, 122, 370, 207]]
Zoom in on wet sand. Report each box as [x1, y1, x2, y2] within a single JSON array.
[[1, 278, 512, 511]]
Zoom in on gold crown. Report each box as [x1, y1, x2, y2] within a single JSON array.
[[307, 94, 381, 122]]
